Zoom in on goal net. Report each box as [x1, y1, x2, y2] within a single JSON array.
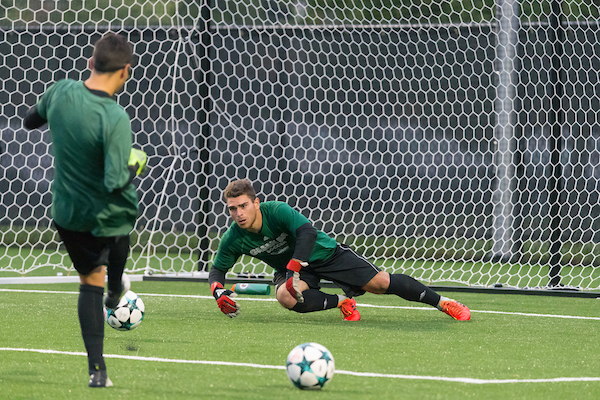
[[2, 1, 600, 291]]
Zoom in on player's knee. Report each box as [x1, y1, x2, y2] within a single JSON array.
[[363, 271, 390, 294], [278, 297, 296, 310], [79, 265, 107, 287], [276, 286, 296, 309]]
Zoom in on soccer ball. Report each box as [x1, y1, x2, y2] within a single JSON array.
[[103, 290, 145, 331], [285, 342, 335, 390]]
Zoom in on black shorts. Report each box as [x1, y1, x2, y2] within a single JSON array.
[[273, 244, 381, 298], [54, 222, 130, 275]]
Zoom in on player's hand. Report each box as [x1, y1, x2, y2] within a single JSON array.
[[211, 282, 240, 318], [128, 148, 148, 176], [285, 259, 306, 303]]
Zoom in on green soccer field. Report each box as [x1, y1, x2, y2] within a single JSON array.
[[2, 280, 600, 400]]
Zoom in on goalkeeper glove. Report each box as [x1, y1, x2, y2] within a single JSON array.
[[211, 282, 240, 318], [128, 148, 148, 176], [285, 259, 307, 303]]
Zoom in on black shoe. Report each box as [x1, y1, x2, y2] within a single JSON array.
[[104, 291, 121, 309], [89, 370, 113, 388]]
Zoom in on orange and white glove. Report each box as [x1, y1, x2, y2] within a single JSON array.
[[285, 259, 308, 303]]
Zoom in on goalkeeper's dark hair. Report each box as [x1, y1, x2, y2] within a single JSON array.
[[223, 179, 256, 202], [92, 32, 134, 73]]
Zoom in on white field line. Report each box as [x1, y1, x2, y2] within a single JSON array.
[[1, 288, 600, 321], [2, 347, 600, 385]]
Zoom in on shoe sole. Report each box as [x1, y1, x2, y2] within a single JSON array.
[[89, 374, 113, 388]]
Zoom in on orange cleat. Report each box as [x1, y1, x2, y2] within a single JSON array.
[[338, 298, 361, 321], [439, 298, 471, 321]]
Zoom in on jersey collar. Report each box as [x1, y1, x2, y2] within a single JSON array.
[[83, 83, 113, 99]]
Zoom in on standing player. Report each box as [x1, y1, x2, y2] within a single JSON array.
[[23, 32, 147, 388], [209, 179, 470, 322]]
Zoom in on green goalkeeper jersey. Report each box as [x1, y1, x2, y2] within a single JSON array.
[[37, 79, 138, 237], [212, 201, 337, 273]]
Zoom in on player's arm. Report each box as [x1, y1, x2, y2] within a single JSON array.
[[292, 223, 317, 261], [23, 105, 48, 130], [104, 114, 147, 192], [285, 223, 318, 303], [209, 238, 241, 318], [209, 268, 240, 318], [24, 81, 59, 130]]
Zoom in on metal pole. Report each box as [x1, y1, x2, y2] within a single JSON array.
[[197, 0, 213, 272], [491, 0, 520, 262], [547, 0, 566, 287]]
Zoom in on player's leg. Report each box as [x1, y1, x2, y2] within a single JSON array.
[[54, 223, 113, 387], [78, 265, 110, 384], [104, 235, 130, 308], [273, 271, 342, 313], [363, 271, 440, 304], [317, 245, 470, 321], [308, 245, 383, 321], [363, 271, 470, 321], [274, 267, 359, 320]]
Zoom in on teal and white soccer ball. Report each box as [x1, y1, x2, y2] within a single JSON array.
[[103, 290, 145, 331], [286, 342, 335, 390]]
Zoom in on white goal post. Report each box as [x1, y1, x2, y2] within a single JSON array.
[[2, 1, 600, 291]]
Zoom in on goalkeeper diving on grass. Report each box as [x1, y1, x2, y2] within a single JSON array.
[[23, 33, 147, 388], [209, 179, 470, 321]]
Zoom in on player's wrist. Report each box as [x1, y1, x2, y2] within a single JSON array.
[[128, 148, 147, 176], [286, 259, 307, 272], [210, 281, 224, 297]]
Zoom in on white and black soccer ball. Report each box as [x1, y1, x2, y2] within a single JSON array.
[[103, 290, 145, 331], [285, 342, 335, 390]]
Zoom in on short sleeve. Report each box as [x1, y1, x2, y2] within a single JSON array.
[[272, 202, 311, 237]]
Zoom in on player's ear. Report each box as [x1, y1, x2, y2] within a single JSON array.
[[88, 57, 94, 71], [122, 64, 131, 81]]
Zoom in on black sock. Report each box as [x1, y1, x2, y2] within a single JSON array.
[[291, 289, 340, 313], [385, 274, 441, 307], [78, 284, 106, 373], [106, 236, 129, 296]]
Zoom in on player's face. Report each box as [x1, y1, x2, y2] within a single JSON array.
[[227, 195, 261, 232]]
